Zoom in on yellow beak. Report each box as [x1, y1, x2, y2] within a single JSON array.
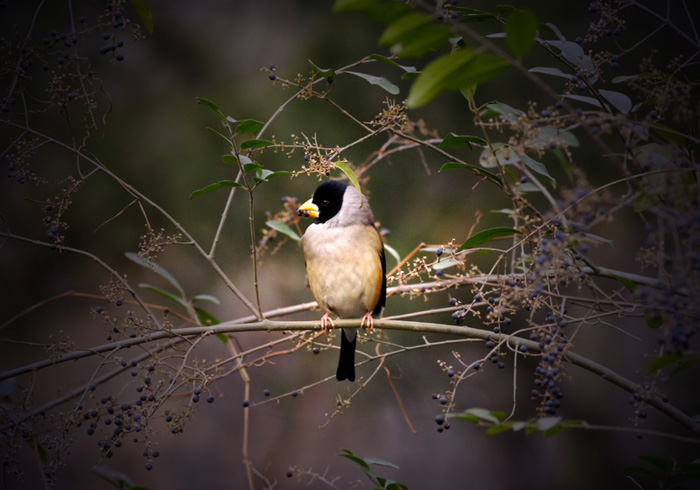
[[297, 198, 319, 219]]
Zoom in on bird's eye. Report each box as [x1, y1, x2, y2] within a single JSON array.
[[320, 199, 330, 207]]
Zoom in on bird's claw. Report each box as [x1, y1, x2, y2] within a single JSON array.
[[320, 313, 334, 334], [361, 313, 374, 334]]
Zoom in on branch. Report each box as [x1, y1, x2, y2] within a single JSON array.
[[2, 318, 698, 437]]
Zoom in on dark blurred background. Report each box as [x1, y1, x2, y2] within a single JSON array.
[[1, 0, 697, 489]]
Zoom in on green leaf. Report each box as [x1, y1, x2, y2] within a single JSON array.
[[528, 126, 579, 150], [189, 180, 246, 199], [644, 311, 663, 329], [456, 407, 504, 424], [125, 252, 184, 295], [345, 71, 400, 94], [193, 307, 225, 343], [383, 243, 401, 265], [642, 353, 683, 375], [92, 465, 148, 490], [651, 123, 687, 146], [611, 274, 637, 295], [333, 0, 410, 23], [544, 425, 573, 437], [255, 169, 293, 183], [407, 50, 508, 108], [486, 425, 511, 435], [458, 227, 518, 251], [525, 426, 539, 435], [379, 12, 432, 45], [583, 232, 614, 247], [241, 139, 274, 150], [506, 9, 538, 58], [368, 54, 419, 76], [612, 75, 638, 84], [528, 66, 574, 79], [221, 154, 237, 164], [334, 160, 364, 200], [438, 162, 503, 186], [138, 283, 188, 309], [196, 97, 225, 121], [439, 133, 487, 149], [552, 148, 573, 182], [386, 483, 408, 490], [542, 22, 566, 40], [192, 294, 220, 304], [308, 59, 336, 77], [450, 6, 498, 22], [517, 181, 541, 194], [544, 40, 595, 73], [561, 94, 606, 109], [338, 449, 371, 472], [520, 153, 556, 188], [431, 256, 463, 271], [266, 220, 300, 241], [670, 358, 699, 376], [536, 417, 562, 432], [234, 119, 265, 135], [128, 0, 154, 34], [599, 89, 632, 114], [194, 306, 220, 326], [390, 24, 454, 58], [480, 101, 525, 121], [243, 161, 262, 174], [364, 456, 399, 469], [206, 127, 234, 148]]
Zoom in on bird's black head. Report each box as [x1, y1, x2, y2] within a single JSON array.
[[312, 181, 348, 223]]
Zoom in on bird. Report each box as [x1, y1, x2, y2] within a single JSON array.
[[297, 180, 386, 382]]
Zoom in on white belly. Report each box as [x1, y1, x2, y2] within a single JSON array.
[[302, 223, 382, 319]]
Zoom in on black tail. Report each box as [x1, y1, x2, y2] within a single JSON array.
[[336, 329, 356, 382]]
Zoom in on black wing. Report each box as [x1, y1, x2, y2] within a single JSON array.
[[372, 246, 386, 317]]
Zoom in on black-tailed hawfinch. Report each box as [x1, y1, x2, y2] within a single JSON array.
[[298, 181, 386, 382]]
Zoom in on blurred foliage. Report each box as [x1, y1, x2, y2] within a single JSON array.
[[1, 0, 699, 489]]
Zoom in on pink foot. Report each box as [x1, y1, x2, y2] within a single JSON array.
[[360, 312, 374, 333], [320, 313, 335, 333]]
